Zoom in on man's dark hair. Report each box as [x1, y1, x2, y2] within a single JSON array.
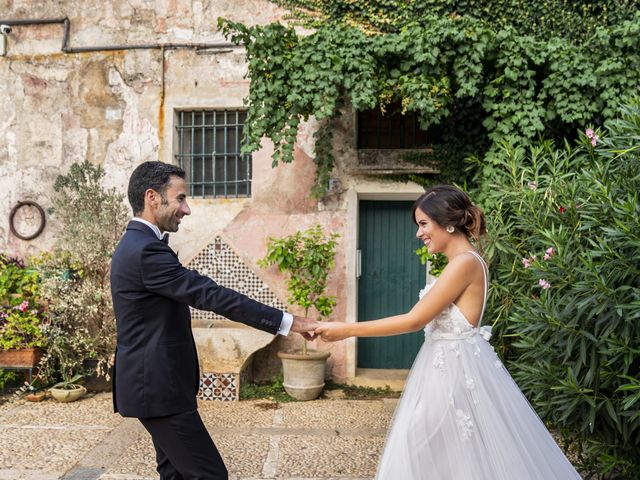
[[127, 161, 186, 215]]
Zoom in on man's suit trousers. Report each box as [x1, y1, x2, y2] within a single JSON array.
[[139, 409, 228, 480]]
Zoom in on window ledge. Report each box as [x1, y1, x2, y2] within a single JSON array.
[[353, 149, 439, 175]]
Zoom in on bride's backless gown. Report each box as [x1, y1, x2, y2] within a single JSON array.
[[376, 251, 582, 479]]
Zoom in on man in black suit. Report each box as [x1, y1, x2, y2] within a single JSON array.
[[110, 161, 319, 479]]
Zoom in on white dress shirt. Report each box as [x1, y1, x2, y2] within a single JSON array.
[[130, 217, 293, 336]]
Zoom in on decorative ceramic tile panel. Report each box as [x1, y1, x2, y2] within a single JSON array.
[[186, 235, 286, 324], [198, 372, 238, 401]]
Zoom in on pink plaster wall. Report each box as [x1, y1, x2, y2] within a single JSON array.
[[222, 144, 349, 379]]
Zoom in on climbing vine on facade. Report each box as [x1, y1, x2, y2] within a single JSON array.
[[219, 1, 640, 196]]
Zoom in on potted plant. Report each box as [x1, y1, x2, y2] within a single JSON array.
[[49, 373, 86, 403], [0, 255, 47, 371], [35, 161, 128, 389], [259, 224, 339, 400]]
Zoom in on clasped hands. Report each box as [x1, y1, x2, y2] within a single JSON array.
[[291, 316, 350, 342]]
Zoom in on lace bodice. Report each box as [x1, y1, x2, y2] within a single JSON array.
[[420, 282, 478, 338], [420, 251, 490, 341]]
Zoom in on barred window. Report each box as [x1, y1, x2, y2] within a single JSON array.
[[357, 102, 432, 149], [175, 110, 251, 198]]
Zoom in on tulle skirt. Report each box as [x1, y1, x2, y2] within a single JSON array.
[[376, 332, 582, 480]]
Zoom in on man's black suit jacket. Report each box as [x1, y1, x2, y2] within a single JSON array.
[[110, 221, 283, 418]]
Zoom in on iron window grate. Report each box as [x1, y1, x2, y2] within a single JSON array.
[[175, 110, 251, 198]]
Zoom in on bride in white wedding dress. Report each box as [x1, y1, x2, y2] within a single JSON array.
[[316, 185, 581, 480]]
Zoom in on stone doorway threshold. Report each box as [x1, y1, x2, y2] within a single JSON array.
[[346, 368, 409, 392]]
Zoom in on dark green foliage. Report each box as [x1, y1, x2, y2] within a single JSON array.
[[240, 375, 296, 402], [324, 380, 401, 399], [0, 369, 18, 391], [276, 0, 637, 41], [239, 375, 401, 401], [0, 255, 47, 351], [258, 225, 339, 354], [219, 1, 640, 195], [476, 102, 640, 478]]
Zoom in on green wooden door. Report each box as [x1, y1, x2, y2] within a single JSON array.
[[357, 200, 426, 369]]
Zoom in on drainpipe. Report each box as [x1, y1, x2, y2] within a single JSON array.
[[0, 17, 240, 54]]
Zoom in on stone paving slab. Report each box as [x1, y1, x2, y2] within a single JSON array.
[[278, 400, 396, 430], [278, 435, 383, 479], [0, 393, 395, 480]]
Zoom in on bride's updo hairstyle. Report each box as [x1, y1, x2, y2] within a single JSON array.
[[412, 184, 487, 247]]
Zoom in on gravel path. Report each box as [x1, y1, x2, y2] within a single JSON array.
[[0, 393, 398, 480]]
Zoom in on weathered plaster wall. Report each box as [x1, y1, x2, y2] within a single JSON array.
[[1, 0, 293, 256], [1, 0, 426, 382]]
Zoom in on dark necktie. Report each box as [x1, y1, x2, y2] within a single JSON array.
[[161, 233, 169, 244]]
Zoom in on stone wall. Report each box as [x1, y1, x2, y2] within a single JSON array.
[[0, 0, 426, 384], [0, 0, 351, 379]]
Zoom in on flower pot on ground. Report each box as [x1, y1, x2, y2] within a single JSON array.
[[260, 225, 339, 400], [49, 373, 86, 403], [277, 349, 331, 401], [25, 390, 47, 402], [50, 384, 86, 403]]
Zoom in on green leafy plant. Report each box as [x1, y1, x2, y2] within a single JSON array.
[[219, 2, 640, 196], [0, 302, 47, 351], [258, 224, 339, 354], [51, 373, 84, 391], [0, 255, 47, 351], [240, 375, 296, 402], [35, 161, 129, 385], [0, 369, 18, 391], [324, 380, 401, 400], [414, 247, 448, 277], [475, 102, 640, 478]]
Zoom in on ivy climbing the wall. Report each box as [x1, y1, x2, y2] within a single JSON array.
[[219, 1, 640, 196]]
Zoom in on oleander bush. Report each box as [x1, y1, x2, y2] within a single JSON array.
[[477, 102, 640, 478]]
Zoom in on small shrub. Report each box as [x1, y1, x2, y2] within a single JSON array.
[[36, 162, 129, 384], [259, 224, 339, 354]]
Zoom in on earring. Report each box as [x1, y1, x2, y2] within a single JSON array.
[[446, 225, 455, 233]]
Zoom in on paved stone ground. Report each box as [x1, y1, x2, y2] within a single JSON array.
[[0, 392, 398, 480]]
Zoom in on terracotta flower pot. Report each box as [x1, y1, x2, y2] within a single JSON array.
[[0, 347, 43, 368], [25, 391, 47, 402]]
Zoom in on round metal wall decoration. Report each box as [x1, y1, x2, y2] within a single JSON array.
[[9, 200, 46, 240]]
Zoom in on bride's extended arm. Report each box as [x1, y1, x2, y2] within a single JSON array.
[[316, 254, 479, 341]]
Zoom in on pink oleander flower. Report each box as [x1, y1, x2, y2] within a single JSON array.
[[522, 254, 537, 268], [18, 300, 29, 312], [538, 279, 551, 290], [543, 247, 554, 261], [585, 128, 599, 146], [559, 206, 566, 214]]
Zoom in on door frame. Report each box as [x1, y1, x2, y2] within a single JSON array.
[[344, 183, 425, 379]]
